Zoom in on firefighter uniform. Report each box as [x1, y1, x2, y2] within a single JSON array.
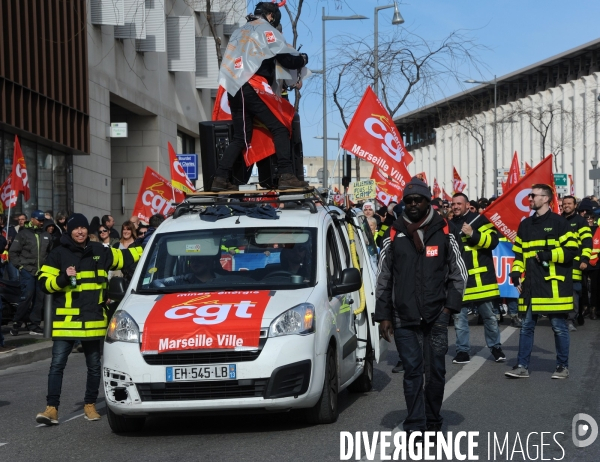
[[563, 213, 592, 282], [39, 237, 143, 339], [511, 210, 578, 313], [451, 211, 504, 363]]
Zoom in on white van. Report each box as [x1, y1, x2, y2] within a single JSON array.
[[103, 190, 386, 432]]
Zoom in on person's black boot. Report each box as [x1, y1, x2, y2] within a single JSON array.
[[211, 176, 239, 192], [278, 173, 309, 190]]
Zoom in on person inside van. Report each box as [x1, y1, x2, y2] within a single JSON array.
[[279, 243, 310, 279], [151, 256, 220, 287]]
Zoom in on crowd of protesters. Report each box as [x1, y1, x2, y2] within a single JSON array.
[[0, 211, 162, 354], [357, 184, 600, 379]]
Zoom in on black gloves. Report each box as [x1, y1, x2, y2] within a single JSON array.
[[510, 271, 521, 287], [537, 251, 551, 263], [300, 53, 308, 65]]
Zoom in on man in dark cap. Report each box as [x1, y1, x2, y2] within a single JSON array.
[[35, 213, 143, 425], [9, 210, 52, 335], [375, 177, 467, 438]]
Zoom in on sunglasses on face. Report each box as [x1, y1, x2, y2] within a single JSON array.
[[528, 193, 548, 199], [99, 229, 108, 233], [404, 196, 427, 205]]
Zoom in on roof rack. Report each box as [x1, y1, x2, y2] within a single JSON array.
[[172, 187, 328, 219]]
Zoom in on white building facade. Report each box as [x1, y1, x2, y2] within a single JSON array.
[[396, 39, 600, 200]]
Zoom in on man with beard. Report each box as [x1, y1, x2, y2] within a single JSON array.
[[506, 184, 578, 379], [375, 177, 466, 439]]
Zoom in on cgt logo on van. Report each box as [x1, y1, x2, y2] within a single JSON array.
[[141, 292, 272, 353], [572, 413, 598, 448]]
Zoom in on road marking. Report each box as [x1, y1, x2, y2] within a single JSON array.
[[363, 326, 519, 461], [0, 443, 7, 447]]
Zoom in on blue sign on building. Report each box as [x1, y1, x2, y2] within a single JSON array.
[[177, 154, 198, 180]]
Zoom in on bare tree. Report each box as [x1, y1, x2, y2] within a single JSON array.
[[283, 0, 305, 112], [330, 28, 487, 180], [452, 115, 488, 198]]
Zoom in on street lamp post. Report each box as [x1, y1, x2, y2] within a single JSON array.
[[465, 76, 498, 196], [374, 2, 404, 97], [322, 8, 368, 190], [592, 159, 599, 197]]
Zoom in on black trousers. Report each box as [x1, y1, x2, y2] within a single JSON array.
[[215, 83, 293, 181], [393, 315, 448, 431]]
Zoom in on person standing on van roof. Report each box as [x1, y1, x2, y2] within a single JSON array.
[[374, 177, 467, 439], [35, 213, 143, 425]]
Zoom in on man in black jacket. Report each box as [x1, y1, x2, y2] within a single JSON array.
[[211, 2, 308, 192], [9, 210, 52, 335], [375, 177, 467, 436]]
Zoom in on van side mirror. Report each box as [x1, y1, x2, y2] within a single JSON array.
[[107, 277, 127, 302], [331, 268, 362, 296]]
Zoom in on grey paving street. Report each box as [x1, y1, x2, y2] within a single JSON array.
[[1, 317, 599, 461]]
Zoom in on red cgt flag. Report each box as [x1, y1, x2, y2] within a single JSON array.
[[132, 167, 185, 223], [416, 172, 428, 185], [371, 168, 403, 205], [433, 178, 441, 199], [442, 188, 452, 202], [483, 155, 554, 242], [506, 151, 521, 191], [525, 162, 532, 173], [10, 135, 30, 203], [568, 174, 575, 196], [453, 167, 466, 194], [341, 86, 413, 189], [168, 142, 196, 195]]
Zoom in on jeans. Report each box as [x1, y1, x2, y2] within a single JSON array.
[[568, 282, 582, 322], [12, 269, 44, 326], [453, 300, 501, 353], [394, 313, 449, 432], [516, 305, 570, 369], [493, 298, 518, 316], [47, 340, 102, 408], [216, 83, 294, 181]]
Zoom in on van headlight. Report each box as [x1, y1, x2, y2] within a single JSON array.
[[106, 310, 140, 343], [269, 303, 315, 337]]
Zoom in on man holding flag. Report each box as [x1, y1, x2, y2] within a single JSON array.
[[505, 184, 578, 379]]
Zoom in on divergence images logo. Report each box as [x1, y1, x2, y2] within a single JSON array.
[[572, 413, 598, 448]]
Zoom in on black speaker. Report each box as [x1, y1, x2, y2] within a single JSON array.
[[256, 113, 304, 189], [199, 120, 252, 191]]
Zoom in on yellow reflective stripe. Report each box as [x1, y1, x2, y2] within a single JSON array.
[[52, 329, 107, 337], [523, 251, 538, 259], [110, 248, 124, 270], [468, 267, 487, 275], [564, 240, 579, 249], [56, 308, 80, 315], [551, 248, 564, 264], [65, 290, 72, 308], [532, 296, 572, 304], [543, 274, 565, 282], [465, 283, 499, 294], [531, 304, 573, 311], [77, 283, 106, 291], [521, 240, 552, 248], [463, 289, 500, 301], [559, 232, 577, 243], [78, 271, 96, 279], [40, 265, 60, 276], [129, 246, 143, 262], [53, 316, 82, 328], [582, 248, 592, 258], [85, 320, 108, 328], [43, 276, 62, 293], [512, 260, 525, 272]]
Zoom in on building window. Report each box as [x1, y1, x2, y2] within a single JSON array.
[[0, 131, 73, 219], [177, 131, 195, 154]]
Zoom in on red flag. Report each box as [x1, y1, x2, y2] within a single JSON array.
[[212, 79, 295, 167], [416, 172, 428, 185], [568, 174, 575, 196], [525, 162, 532, 173], [10, 135, 30, 202], [453, 167, 466, 194], [371, 168, 403, 205], [0, 176, 15, 212], [442, 188, 452, 202], [506, 151, 521, 190], [433, 178, 441, 199], [501, 179, 507, 194], [483, 155, 554, 242], [168, 142, 196, 195], [132, 167, 185, 223], [341, 86, 413, 189]]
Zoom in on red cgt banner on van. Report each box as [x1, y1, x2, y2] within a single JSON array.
[[141, 291, 272, 353]]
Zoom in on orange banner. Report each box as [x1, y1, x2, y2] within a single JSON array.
[[341, 86, 412, 188], [483, 155, 554, 242], [141, 291, 272, 353], [132, 167, 184, 223], [371, 168, 403, 205]]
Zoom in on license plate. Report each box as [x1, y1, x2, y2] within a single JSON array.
[[166, 364, 236, 382]]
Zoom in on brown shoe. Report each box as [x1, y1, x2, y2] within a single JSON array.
[[84, 403, 101, 421], [278, 173, 309, 190], [211, 176, 239, 192], [36, 406, 59, 425]]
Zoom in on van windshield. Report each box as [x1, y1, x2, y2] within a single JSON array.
[[136, 227, 317, 293]]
